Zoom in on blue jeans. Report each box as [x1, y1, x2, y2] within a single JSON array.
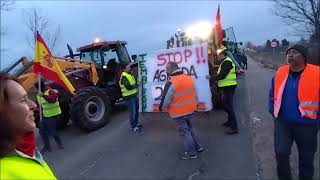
[[174, 114, 201, 155], [274, 119, 319, 180], [39, 116, 63, 150], [126, 96, 139, 129]]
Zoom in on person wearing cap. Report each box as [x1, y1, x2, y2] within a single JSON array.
[[36, 86, 64, 153], [159, 62, 203, 160], [269, 44, 320, 180], [215, 45, 239, 135], [119, 63, 142, 132]]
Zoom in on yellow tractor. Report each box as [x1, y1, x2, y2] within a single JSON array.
[[6, 40, 136, 132]]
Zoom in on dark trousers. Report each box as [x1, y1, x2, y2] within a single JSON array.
[[221, 87, 238, 130], [126, 96, 139, 129], [174, 114, 201, 154], [274, 119, 319, 180], [40, 116, 63, 150]]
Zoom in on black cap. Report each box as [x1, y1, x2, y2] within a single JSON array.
[[286, 44, 308, 60]]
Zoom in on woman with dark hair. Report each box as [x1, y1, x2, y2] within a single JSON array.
[[0, 72, 57, 179]]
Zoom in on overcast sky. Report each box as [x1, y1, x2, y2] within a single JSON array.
[[1, 0, 298, 69]]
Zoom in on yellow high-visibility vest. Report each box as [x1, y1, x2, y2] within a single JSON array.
[[217, 57, 237, 87], [0, 155, 57, 180], [119, 72, 138, 97], [36, 89, 61, 118]]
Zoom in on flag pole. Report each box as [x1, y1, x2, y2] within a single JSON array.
[[36, 31, 43, 123], [38, 74, 43, 123]]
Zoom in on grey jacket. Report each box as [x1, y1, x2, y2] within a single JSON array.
[[159, 69, 198, 111]]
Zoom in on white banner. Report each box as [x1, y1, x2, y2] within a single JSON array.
[[138, 43, 213, 112]]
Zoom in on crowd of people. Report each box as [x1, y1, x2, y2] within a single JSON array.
[[0, 44, 319, 180]]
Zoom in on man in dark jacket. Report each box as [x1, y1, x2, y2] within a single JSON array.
[[215, 46, 239, 135]]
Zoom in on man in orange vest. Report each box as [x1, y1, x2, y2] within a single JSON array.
[[159, 62, 203, 160], [269, 44, 319, 180]]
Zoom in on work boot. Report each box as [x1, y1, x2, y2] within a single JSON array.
[[221, 121, 231, 127], [179, 152, 198, 160], [225, 128, 239, 135], [197, 147, 204, 153]]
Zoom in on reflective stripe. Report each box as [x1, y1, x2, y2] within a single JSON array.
[[170, 100, 196, 107], [42, 103, 60, 110], [174, 89, 194, 98], [304, 110, 320, 115], [218, 78, 237, 83], [300, 102, 320, 107]]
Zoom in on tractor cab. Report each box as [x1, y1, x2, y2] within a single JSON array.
[[73, 40, 132, 87]]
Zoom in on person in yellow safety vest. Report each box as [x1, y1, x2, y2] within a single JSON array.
[[215, 45, 239, 135], [36, 85, 64, 154], [159, 62, 203, 160], [119, 63, 142, 132], [0, 72, 57, 180]]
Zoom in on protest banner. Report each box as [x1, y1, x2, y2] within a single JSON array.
[[138, 43, 212, 112]]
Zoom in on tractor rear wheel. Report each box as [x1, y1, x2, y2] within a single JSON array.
[[70, 87, 111, 132]]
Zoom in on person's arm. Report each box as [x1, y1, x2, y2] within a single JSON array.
[[216, 61, 233, 81], [268, 76, 275, 115], [159, 81, 175, 111], [227, 51, 241, 70]]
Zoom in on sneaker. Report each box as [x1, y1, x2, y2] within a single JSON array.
[[58, 145, 64, 149], [179, 152, 198, 160], [197, 147, 204, 153], [133, 127, 141, 132]]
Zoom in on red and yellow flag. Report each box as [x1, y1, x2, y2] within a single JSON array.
[[33, 32, 75, 95], [214, 5, 223, 48]]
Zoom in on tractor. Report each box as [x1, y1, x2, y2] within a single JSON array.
[[6, 40, 137, 132]]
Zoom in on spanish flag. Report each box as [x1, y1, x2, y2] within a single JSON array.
[[214, 5, 223, 48], [33, 32, 75, 95]]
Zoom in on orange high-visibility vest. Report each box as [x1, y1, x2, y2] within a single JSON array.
[[274, 64, 320, 120], [168, 74, 197, 118]]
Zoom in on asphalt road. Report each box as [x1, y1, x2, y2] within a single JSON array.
[[39, 56, 319, 180], [40, 70, 258, 180]]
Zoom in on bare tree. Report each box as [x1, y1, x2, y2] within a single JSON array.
[[1, 0, 15, 36], [24, 8, 61, 53], [0, 0, 14, 11], [273, 0, 320, 42]]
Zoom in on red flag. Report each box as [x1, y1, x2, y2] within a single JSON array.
[[33, 32, 75, 94], [214, 5, 223, 48]]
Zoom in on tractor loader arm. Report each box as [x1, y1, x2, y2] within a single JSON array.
[[13, 56, 99, 93]]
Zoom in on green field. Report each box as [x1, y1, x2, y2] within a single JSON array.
[[249, 51, 286, 70]]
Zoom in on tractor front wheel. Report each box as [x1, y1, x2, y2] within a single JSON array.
[[70, 87, 111, 132]]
